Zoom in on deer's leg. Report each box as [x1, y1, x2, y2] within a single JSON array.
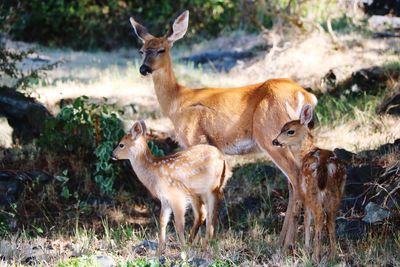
[[304, 207, 313, 255], [158, 204, 172, 254], [312, 206, 324, 263], [326, 204, 339, 260], [189, 196, 206, 245], [212, 190, 223, 239], [171, 200, 187, 247], [253, 139, 301, 250], [203, 191, 221, 246]]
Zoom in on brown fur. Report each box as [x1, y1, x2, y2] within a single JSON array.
[[273, 113, 347, 262], [112, 121, 231, 252], [130, 11, 319, 248]]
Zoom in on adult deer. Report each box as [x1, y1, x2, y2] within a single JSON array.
[[129, 10, 318, 248]]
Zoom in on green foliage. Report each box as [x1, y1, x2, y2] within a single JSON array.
[[37, 96, 125, 196], [147, 141, 165, 158], [2, 0, 240, 50], [58, 256, 95, 267], [124, 258, 159, 267]]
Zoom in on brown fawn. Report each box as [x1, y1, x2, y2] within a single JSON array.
[[112, 120, 230, 252], [129, 10, 318, 248], [272, 104, 346, 262]]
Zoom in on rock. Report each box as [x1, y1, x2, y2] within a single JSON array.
[[188, 257, 213, 267], [0, 87, 52, 144], [23, 256, 39, 266], [94, 255, 116, 267], [377, 92, 400, 116], [133, 240, 158, 255], [363, 202, 392, 223], [336, 218, 368, 240], [334, 148, 355, 162], [368, 15, 400, 31], [360, 0, 400, 16]]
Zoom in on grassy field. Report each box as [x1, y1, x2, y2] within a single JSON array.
[[0, 30, 399, 266]]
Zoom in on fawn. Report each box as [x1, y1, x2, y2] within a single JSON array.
[[272, 104, 346, 262], [112, 120, 230, 252]]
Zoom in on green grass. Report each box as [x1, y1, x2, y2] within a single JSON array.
[[58, 256, 96, 267], [315, 90, 386, 125]]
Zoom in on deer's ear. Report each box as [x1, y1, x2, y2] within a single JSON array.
[[300, 104, 313, 127], [167, 10, 189, 44], [130, 121, 144, 140], [130, 17, 153, 42]]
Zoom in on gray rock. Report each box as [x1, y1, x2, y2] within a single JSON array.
[[94, 255, 116, 267], [362, 202, 391, 224]]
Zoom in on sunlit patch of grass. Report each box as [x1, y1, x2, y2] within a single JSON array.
[[315, 90, 386, 125], [58, 256, 95, 267]]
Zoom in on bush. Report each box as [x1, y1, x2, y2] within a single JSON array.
[[1, 0, 241, 50], [37, 96, 125, 196]]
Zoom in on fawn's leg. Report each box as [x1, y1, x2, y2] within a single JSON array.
[[158, 204, 172, 254], [211, 191, 223, 239], [312, 207, 324, 263], [304, 207, 313, 255], [326, 205, 339, 260], [171, 200, 187, 247], [203, 192, 217, 246], [189, 196, 206, 244]]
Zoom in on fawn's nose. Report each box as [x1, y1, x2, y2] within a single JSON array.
[[139, 64, 152, 76], [272, 139, 282, 147], [111, 152, 118, 160]]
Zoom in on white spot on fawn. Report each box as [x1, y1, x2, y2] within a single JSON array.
[[327, 163, 336, 176]]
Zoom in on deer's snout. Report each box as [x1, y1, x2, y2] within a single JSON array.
[[272, 139, 282, 147], [111, 151, 118, 161], [139, 64, 152, 76]]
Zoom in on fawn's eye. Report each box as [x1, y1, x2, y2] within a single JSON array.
[[119, 143, 124, 148], [157, 49, 165, 54], [287, 130, 295, 136]]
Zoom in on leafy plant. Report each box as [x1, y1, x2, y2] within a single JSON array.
[[37, 96, 125, 196]]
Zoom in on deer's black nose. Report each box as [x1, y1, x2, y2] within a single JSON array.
[[272, 139, 282, 147], [139, 64, 152, 76]]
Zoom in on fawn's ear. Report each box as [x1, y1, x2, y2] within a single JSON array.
[[167, 10, 189, 44], [130, 121, 144, 139], [139, 120, 147, 135], [130, 17, 153, 42], [300, 104, 313, 127]]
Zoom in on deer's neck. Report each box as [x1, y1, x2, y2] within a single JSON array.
[[128, 141, 158, 196], [152, 55, 182, 117], [289, 133, 316, 168]]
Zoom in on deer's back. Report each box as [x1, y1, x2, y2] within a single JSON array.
[[153, 145, 226, 195], [300, 148, 347, 204]]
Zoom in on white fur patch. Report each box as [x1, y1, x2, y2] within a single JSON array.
[[223, 139, 255, 155], [301, 178, 307, 193], [319, 190, 326, 201], [327, 163, 336, 176]]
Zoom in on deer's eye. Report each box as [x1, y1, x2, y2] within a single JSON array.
[[157, 49, 165, 54], [287, 130, 295, 136], [119, 143, 125, 148]]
